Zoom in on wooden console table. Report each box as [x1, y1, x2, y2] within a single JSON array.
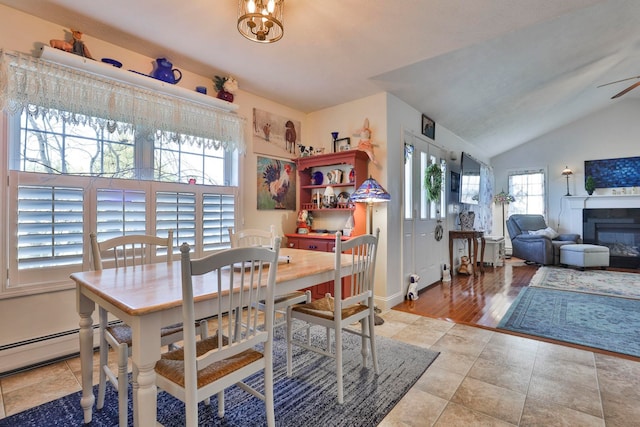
[[449, 230, 486, 277]]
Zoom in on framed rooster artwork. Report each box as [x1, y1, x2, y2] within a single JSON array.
[[257, 156, 297, 210]]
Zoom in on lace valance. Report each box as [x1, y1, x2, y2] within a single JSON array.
[[0, 48, 246, 153]]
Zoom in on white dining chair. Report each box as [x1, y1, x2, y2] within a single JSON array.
[[286, 229, 380, 404], [229, 226, 311, 330], [154, 240, 280, 427], [90, 231, 207, 427]]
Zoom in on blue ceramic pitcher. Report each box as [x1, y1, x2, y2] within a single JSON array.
[[152, 58, 182, 84]]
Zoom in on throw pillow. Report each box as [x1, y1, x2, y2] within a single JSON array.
[[528, 227, 559, 239]]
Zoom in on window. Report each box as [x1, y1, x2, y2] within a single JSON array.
[[403, 143, 446, 220], [14, 112, 136, 178], [4, 108, 238, 296], [154, 138, 229, 186], [508, 169, 546, 217]]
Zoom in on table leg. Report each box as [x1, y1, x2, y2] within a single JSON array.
[[479, 237, 486, 274], [449, 238, 454, 279], [131, 316, 161, 427], [471, 237, 478, 277], [77, 292, 95, 424]]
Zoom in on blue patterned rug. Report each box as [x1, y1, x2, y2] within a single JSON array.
[[0, 330, 438, 426], [498, 287, 640, 357]]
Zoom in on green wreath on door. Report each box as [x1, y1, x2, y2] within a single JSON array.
[[424, 163, 443, 201]]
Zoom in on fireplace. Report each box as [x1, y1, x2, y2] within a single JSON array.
[[583, 208, 640, 268]]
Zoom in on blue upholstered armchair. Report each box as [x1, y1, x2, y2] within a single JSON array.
[[506, 214, 580, 265]]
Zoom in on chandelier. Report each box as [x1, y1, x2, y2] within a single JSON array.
[[237, 0, 284, 43]]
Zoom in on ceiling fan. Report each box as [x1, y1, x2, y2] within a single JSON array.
[[597, 75, 640, 99]]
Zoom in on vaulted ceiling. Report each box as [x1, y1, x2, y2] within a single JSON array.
[[2, 0, 639, 157]]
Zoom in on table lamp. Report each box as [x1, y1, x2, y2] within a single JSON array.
[[349, 176, 391, 234], [562, 166, 573, 196]]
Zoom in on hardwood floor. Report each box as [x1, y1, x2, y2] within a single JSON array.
[[393, 257, 640, 361], [393, 258, 537, 328]]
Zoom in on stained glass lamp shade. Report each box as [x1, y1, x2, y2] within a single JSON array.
[[350, 176, 391, 234]]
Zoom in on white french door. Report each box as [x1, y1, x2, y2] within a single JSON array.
[[402, 131, 447, 291]]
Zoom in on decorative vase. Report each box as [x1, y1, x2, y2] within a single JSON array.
[[217, 90, 234, 102], [459, 211, 475, 231], [151, 58, 182, 84]]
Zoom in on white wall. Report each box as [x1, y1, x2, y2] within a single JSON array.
[[491, 99, 640, 243]]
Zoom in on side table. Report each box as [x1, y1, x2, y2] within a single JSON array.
[[483, 236, 505, 267], [449, 230, 485, 277]]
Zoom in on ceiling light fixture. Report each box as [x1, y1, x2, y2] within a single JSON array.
[[237, 0, 284, 44]]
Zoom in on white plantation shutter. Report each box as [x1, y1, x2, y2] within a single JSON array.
[[96, 189, 147, 239], [203, 193, 235, 251], [156, 191, 197, 250], [16, 185, 84, 271]]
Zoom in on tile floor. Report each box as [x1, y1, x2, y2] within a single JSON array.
[[2, 310, 640, 426]]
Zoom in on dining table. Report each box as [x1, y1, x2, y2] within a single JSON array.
[[72, 247, 355, 427]]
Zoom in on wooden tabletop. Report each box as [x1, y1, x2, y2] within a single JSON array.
[[71, 247, 345, 316]]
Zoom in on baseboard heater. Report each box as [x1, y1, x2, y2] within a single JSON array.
[[0, 316, 215, 377], [0, 324, 103, 377]]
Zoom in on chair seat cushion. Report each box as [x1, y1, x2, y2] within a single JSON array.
[[155, 334, 263, 388], [274, 291, 307, 305], [292, 295, 368, 321], [107, 322, 189, 345]]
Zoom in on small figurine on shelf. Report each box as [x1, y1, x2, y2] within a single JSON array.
[[298, 144, 313, 157], [297, 209, 313, 233], [50, 29, 93, 59], [354, 118, 378, 165]]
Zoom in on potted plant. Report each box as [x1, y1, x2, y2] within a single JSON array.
[[424, 163, 443, 201], [585, 176, 596, 195], [213, 75, 238, 102]]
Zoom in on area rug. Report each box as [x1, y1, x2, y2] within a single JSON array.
[[0, 329, 438, 426], [498, 287, 640, 357], [530, 266, 640, 299], [529, 267, 640, 299]]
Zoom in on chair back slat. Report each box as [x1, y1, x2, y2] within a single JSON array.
[[228, 225, 277, 248], [90, 230, 174, 271], [179, 239, 280, 381], [333, 229, 379, 310]]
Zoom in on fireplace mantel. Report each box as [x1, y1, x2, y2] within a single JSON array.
[[564, 195, 640, 236]]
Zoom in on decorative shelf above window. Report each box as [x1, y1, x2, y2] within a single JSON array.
[[0, 47, 246, 153]]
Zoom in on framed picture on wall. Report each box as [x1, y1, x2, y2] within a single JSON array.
[[422, 114, 435, 139], [334, 137, 351, 152], [256, 156, 296, 210], [450, 171, 460, 194], [252, 108, 301, 159]]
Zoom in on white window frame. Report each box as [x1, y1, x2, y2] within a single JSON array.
[[1, 111, 238, 299], [507, 167, 548, 219]]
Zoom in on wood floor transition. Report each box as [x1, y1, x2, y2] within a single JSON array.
[[392, 257, 640, 361]]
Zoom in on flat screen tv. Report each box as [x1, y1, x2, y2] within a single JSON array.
[[460, 152, 481, 204]]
